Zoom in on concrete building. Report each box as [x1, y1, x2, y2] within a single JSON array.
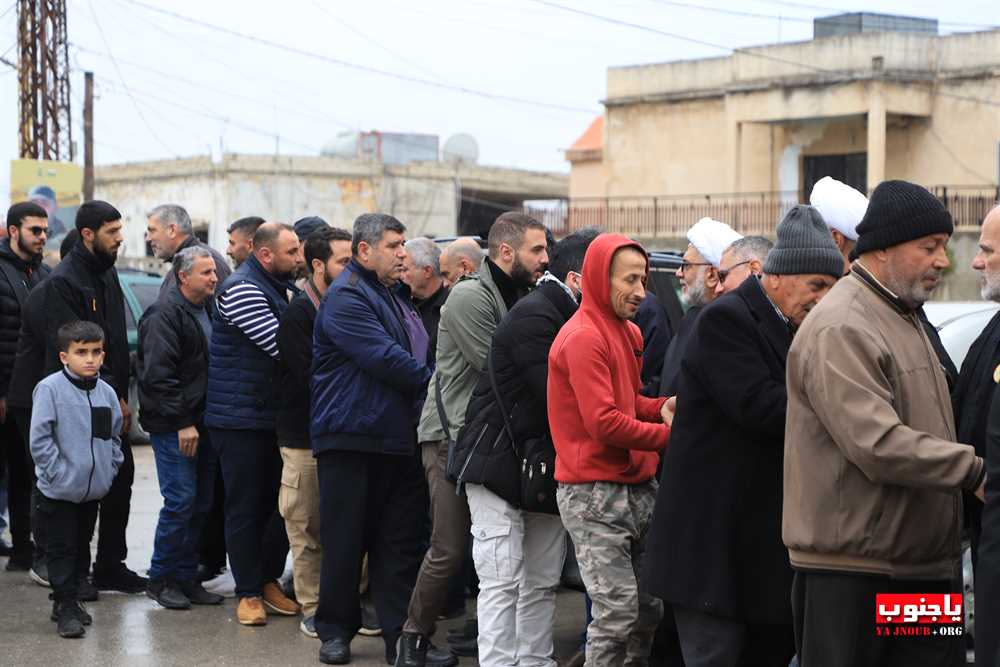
[[95, 152, 566, 265], [561, 16, 1000, 239]]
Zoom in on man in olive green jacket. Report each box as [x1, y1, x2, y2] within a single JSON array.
[[396, 213, 548, 667], [783, 180, 985, 667]]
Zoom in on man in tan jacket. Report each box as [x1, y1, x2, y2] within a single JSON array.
[[783, 180, 985, 667]]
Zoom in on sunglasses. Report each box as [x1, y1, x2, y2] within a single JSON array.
[[25, 226, 48, 236], [718, 260, 751, 283]]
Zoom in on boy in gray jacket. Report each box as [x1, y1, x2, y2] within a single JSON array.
[[30, 321, 124, 638]]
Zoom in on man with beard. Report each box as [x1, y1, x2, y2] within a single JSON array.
[[395, 213, 549, 667], [784, 181, 983, 667], [645, 206, 842, 666], [146, 204, 230, 299], [658, 217, 741, 396], [0, 202, 51, 572], [33, 200, 146, 593], [226, 216, 265, 269], [204, 222, 304, 626]]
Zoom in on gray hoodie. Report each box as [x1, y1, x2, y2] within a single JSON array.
[[30, 369, 124, 503]]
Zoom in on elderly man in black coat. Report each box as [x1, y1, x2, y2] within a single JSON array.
[[642, 206, 842, 666]]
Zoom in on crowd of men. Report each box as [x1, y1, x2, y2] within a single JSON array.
[[1, 174, 999, 667]]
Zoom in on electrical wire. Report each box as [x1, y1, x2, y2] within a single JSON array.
[[117, 0, 597, 115], [533, 0, 1000, 108], [85, 0, 179, 157]]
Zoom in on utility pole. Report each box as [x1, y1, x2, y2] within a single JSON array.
[[83, 71, 94, 200], [17, 0, 72, 161]]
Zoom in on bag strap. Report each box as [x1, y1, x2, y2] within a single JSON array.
[[435, 377, 452, 442], [487, 349, 521, 458]]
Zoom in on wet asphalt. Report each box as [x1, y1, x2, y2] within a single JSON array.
[[0, 445, 585, 666]]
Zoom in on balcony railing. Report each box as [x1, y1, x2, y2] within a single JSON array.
[[526, 186, 1000, 237]]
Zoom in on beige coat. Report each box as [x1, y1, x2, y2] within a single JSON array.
[[783, 264, 984, 580]]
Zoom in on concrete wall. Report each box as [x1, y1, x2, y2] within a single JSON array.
[[568, 159, 607, 199], [96, 154, 567, 260]]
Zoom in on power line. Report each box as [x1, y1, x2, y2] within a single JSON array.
[[117, 0, 597, 115], [534, 0, 1000, 109], [748, 0, 998, 30], [85, 0, 178, 157]]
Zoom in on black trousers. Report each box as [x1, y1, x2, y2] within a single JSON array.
[[210, 427, 288, 598], [198, 464, 228, 572], [315, 449, 428, 650], [13, 407, 134, 572], [37, 495, 99, 603], [0, 415, 32, 555], [792, 570, 964, 667]]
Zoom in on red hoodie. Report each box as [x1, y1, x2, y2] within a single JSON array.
[[547, 234, 669, 485]]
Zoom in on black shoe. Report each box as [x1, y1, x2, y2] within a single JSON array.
[[178, 579, 223, 605], [446, 635, 478, 658], [359, 596, 381, 636], [195, 563, 224, 583], [5, 550, 31, 571], [393, 632, 458, 667], [93, 564, 147, 594], [74, 601, 93, 626], [146, 579, 191, 610], [29, 562, 50, 587], [0, 537, 13, 557], [319, 637, 351, 665], [445, 618, 477, 642], [53, 602, 85, 638], [77, 577, 99, 602]]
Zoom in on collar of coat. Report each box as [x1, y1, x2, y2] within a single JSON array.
[[851, 261, 912, 315]]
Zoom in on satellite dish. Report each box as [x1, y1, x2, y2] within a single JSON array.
[[442, 133, 479, 165]]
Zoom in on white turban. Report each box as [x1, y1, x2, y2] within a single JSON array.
[[809, 177, 868, 242], [686, 217, 742, 269]]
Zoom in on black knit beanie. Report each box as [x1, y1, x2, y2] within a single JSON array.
[[854, 180, 953, 255], [763, 205, 844, 278]]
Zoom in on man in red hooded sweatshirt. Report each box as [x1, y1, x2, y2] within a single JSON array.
[[548, 234, 672, 666]]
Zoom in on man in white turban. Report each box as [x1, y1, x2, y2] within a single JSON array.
[[658, 217, 742, 396], [809, 177, 868, 275]]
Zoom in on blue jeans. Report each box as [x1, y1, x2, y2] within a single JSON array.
[[149, 429, 217, 582]]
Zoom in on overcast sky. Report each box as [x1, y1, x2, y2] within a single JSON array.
[[1, 0, 998, 208]]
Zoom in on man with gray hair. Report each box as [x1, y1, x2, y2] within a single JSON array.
[[439, 237, 482, 287], [146, 204, 231, 298], [402, 238, 448, 366], [138, 246, 224, 610], [715, 235, 774, 296]]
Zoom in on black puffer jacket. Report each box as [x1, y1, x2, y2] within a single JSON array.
[[137, 284, 212, 433], [0, 240, 50, 397], [459, 280, 577, 482]]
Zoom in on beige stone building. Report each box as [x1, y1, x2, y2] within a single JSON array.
[[562, 17, 1000, 237]]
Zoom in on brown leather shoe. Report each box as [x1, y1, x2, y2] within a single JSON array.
[[262, 581, 301, 616], [237, 597, 267, 626]]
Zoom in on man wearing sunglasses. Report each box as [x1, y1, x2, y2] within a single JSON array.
[[0, 202, 52, 571], [715, 235, 773, 296]]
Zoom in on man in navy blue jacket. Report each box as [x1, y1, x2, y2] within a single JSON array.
[[204, 222, 303, 626], [311, 213, 437, 666]]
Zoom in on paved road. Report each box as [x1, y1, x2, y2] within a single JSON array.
[[0, 445, 585, 666]]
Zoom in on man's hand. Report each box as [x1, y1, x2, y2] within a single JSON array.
[[178, 426, 199, 458], [119, 398, 131, 437], [0, 397, 7, 424], [976, 477, 986, 503], [661, 396, 677, 427]]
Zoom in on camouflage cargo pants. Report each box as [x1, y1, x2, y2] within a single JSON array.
[[557, 480, 663, 667]]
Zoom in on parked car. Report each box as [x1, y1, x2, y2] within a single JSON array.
[[118, 268, 164, 443]]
